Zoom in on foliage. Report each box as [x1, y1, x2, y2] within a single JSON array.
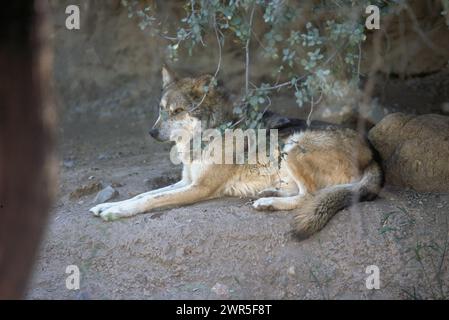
[[122, 0, 387, 129]]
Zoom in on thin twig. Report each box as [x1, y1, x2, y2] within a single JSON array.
[[245, 4, 256, 96], [251, 30, 267, 50], [307, 95, 314, 127], [261, 95, 272, 117], [357, 41, 362, 79], [189, 15, 223, 114], [213, 15, 223, 79], [250, 38, 348, 94], [307, 91, 324, 127], [309, 268, 329, 300]]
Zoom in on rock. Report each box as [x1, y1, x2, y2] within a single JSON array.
[[63, 160, 75, 168], [93, 186, 119, 204], [70, 182, 103, 200], [97, 153, 109, 160], [287, 266, 296, 276], [211, 283, 229, 297], [368, 113, 449, 192]]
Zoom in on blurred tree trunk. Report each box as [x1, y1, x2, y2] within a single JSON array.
[[0, 0, 56, 299]]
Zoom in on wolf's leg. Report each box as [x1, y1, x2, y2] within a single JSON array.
[[253, 178, 309, 211], [253, 145, 316, 211], [253, 195, 305, 211], [98, 184, 214, 221], [90, 180, 188, 216]]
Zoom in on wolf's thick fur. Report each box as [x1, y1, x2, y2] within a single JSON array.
[[89, 67, 382, 237]]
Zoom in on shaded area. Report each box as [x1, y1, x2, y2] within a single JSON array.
[[0, 1, 55, 299]]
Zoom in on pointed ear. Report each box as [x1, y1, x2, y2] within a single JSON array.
[[192, 74, 215, 98], [162, 65, 176, 88]]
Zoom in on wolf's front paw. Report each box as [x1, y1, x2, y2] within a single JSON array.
[[253, 197, 275, 211], [99, 203, 136, 221], [89, 203, 114, 216]]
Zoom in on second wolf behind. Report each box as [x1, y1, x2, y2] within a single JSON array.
[[90, 67, 383, 237]]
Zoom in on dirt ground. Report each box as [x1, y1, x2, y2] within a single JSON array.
[[25, 93, 449, 300]]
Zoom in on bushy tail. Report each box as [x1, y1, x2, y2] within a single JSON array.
[[293, 161, 383, 238]]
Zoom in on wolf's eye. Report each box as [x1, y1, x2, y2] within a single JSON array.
[[171, 108, 183, 116]]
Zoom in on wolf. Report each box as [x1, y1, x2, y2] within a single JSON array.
[[89, 66, 383, 237]]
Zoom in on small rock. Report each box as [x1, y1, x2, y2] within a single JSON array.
[[211, 283, 229, 297], [287, 266, 296, 276], [63, 160, 75, 168], [97, 153, 109, 160], [93, 186, 119, 204]]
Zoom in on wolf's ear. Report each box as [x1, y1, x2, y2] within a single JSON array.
[[162, 65, 176, 88], [192, 74, 215, 98]]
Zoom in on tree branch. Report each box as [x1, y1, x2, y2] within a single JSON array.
[[245, 4, 256, 96]]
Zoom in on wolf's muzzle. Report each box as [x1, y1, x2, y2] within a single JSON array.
[[148, 128, 159, 139]]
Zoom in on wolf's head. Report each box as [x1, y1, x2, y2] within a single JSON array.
[[149, 66, 231, 142]]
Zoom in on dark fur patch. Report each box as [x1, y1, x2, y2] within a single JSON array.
[[261, 111, 343, 138]]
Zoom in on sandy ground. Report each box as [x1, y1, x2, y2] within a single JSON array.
[[25, 95, 449, 300]]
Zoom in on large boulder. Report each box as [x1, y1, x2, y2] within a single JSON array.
[[368, 113, 449, 193]]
